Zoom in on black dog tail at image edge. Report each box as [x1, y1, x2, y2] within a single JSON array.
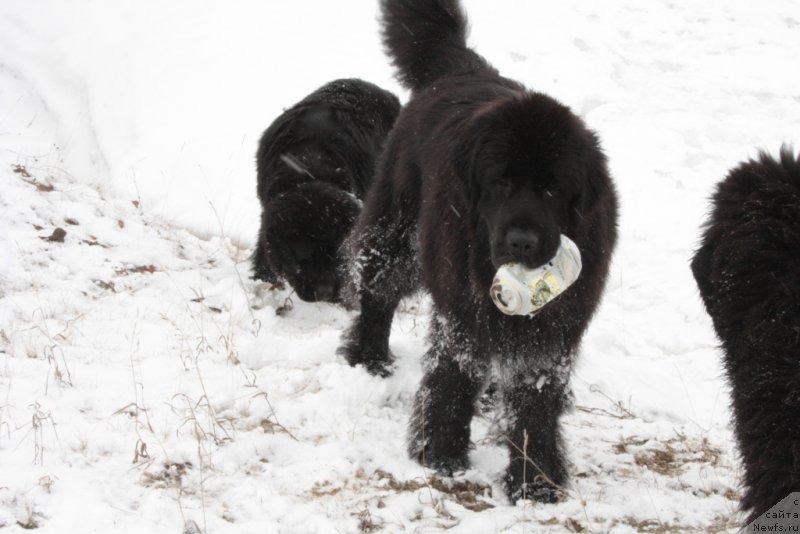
[[380, 0, 488, 91]]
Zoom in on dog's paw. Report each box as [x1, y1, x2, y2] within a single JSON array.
[[336, 342, 395, 377], [505, 472, 564, 504], [407, 437, 469, 476], [251, 262, 285, 288], [251, 281, 289, 311], [363, 357, 395, 378], [407, 422, 471, 476]]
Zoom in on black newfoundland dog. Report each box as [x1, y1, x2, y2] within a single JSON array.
[[338, 0, 618, 502], [252, 79, 400, 303], [691, 147, 800, 524]]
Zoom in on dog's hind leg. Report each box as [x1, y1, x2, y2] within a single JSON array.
[[500, 359, 571, 504], [407, 314, 490, 474]]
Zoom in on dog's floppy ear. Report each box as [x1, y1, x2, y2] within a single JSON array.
[[453, 119, 489, 206], [566, 130, 607, 223]]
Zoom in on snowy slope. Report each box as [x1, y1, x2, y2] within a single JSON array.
[[1, 0, 799, 532]]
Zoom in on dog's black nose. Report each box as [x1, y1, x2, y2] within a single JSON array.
[[505, 228, 540, 264], [314, 283, 336, 301]]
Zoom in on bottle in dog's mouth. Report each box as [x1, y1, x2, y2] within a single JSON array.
[[490, 234, 582, 316]]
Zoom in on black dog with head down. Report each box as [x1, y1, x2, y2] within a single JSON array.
[[691, 148, 800, 524], [338, 0, 618, 502], [252, 79, 400, 303]]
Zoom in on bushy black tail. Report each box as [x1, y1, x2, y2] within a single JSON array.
[[380, 0, 488, 91]]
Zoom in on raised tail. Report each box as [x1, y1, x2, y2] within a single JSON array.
[[379, 0, 488, 91]]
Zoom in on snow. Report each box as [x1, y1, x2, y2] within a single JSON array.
[[1, 0, 799, 532]]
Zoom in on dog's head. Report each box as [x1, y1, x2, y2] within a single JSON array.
[[263, 181, 360, 303], [456, 93, 604, 270]]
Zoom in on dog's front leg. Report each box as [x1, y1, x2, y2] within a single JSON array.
[[501, 365, 570, 504], [251, 214, 283, 287], [337, 211, 419, 376], [407, 314, 490, 474]]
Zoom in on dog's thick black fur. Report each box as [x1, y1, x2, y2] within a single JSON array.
[[338, 0, 618, 502], [691, 147, 800, 524], [252, 79, 400, 303]]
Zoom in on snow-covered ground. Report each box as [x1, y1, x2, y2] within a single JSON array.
[[1, 1, 799, 532]]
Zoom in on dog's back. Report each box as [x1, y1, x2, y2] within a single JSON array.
[[692, 147, 800, 523], [256, 79, 400, 203]]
